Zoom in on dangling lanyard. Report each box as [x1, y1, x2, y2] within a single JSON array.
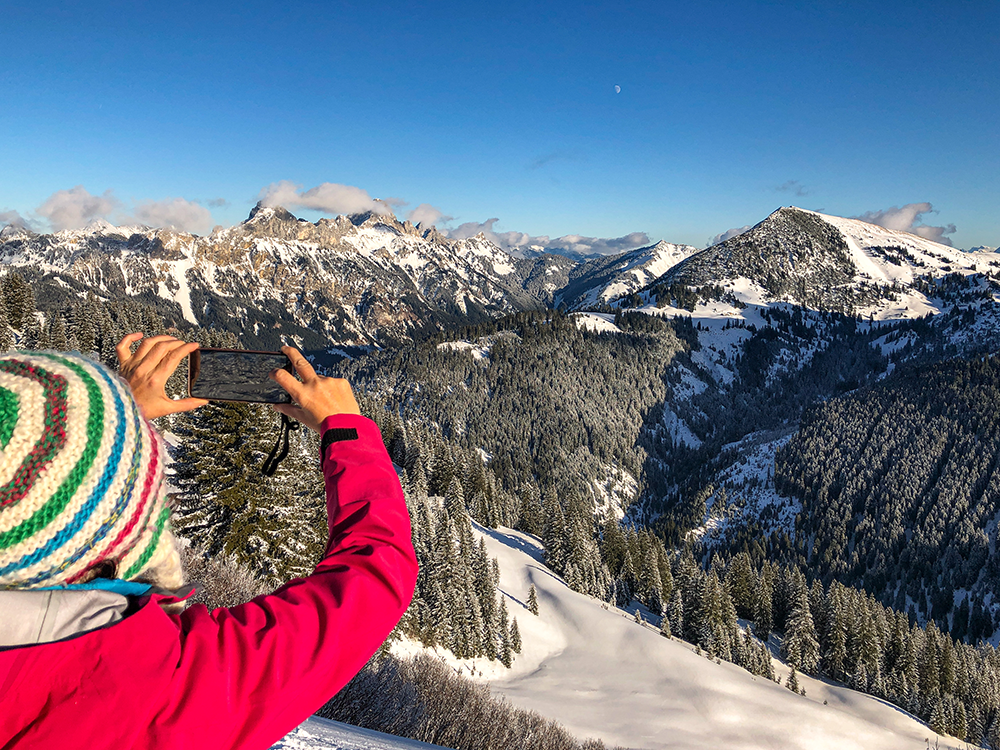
[[262, 412, 300, 476]]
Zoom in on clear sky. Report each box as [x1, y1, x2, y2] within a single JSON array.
[[1, 1, 997, 251]]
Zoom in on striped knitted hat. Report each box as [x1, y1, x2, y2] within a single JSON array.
[[0, 350, 183, 590]]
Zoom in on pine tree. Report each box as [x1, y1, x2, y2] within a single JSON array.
[[172, 402, 269, 557], [986, 713, 1000, 750], [0, 298, 11, 352], [920, 621, 942, 700], [171, 401, 321, 582], [516, 484, 544, 535], [45, 313, 69, 351], [510, 617, 521, 654], [600, 517, 627, 577], [952, 699, 967, 742], [782, 577, 820, 675], [1, 272, 35, 331], [786, 665, 801, 695], [527, 583, 539, 615], [822, 590, 849, 681], [640, 547, 664, 615], [667, 587, 684, 637], [660, 614, 672, 638], [498, 597, 512, 667], [930, 698, 947, 735], [70, 296, 99, 354], [725, 552, 756, 619], [444, 475, 466, 519], [753, 564, 774, 640], [542, 494, 568, 574]]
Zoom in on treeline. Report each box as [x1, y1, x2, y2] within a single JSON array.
[[702, 552, 1000, 746], [0, 271, 173, 363], [399, 458, 522, 665], [775, 354, 1000, 638]]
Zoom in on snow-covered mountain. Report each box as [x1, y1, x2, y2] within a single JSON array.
[[0, 205, 543, 350], [0, 206, 701, 351], [556, 240, 699, 309], [646, 206, 1000, 319]]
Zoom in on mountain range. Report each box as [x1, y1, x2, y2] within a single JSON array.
[[4, 204, 996, 355]]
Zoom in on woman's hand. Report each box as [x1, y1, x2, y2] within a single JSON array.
[[116, 333, 209, 420], [269, 345, 360, 433]]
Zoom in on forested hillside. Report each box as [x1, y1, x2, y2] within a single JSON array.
[[343, 310, 692, 513], [774, 355, 1000, 641]]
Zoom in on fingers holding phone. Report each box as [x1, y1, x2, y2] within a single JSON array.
[[270, 346, 360, 434], [116, 333, 209, 420]]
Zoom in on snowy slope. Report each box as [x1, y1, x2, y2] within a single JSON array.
[[465, 524, 962, 750], [644, 207, 1000, 322], [558, 240, 699, 310], [272, 717, 446, 750]]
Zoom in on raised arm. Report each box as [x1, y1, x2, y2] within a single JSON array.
[[144, 346, 417, 749]]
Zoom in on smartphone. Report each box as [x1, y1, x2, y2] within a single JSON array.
[[187, 347, 293, 404]]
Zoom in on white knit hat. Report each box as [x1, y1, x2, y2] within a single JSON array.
[[0, 351, 183, 590]]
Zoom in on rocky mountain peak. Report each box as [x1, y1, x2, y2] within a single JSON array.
[[0, 224, 35, 239], [654, 206, 869, 311]]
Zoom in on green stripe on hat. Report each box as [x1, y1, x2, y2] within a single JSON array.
[[0, 387, 17, 449], [123, 505, 171, 580]]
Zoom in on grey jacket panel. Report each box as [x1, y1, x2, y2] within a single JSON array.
[[0, 589, 130, 647]]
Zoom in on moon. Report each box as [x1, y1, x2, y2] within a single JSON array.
[[614, 85, 621, 94]]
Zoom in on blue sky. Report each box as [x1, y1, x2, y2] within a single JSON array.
[[1, 1, 997, 250]]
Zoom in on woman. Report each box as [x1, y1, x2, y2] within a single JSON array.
[[0, 334, 417, 749]]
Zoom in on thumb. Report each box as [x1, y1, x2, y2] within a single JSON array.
[[171, 397, 210, 413]]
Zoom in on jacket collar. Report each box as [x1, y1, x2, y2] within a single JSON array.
[[0, 580, 194, 648], [0, 588, 133, 648]]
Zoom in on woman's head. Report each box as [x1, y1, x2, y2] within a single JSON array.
[[0, 350, 183, 590]]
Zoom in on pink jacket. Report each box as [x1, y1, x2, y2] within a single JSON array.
[[0, 414, 418, 750]]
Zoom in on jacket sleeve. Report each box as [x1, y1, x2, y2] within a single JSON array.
[[152, 414, 418, 750]]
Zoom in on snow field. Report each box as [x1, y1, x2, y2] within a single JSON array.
[[571, 312, 622, 334], [273, 717, 447, 750], [468, 524, 962, 750]]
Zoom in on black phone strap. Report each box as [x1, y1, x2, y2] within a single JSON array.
[[262, 413, 300, 477]]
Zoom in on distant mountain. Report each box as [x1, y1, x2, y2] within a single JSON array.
[[557, 240, 699, 309], [0, 204, 545, 350], [1, 203, 994, 352], [645, 207, 1000, 318], [0, 206, 705, 350]]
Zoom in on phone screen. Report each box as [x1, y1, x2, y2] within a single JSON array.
[[188, 348, 293, 404]]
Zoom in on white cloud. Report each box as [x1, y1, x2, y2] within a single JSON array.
[[707, 225, 752, 247], [257, 181, 393, 217], [407, 203, 454, 228], [133, 197, 214, 235], [855, 202, 956, 246], [0, 209, 33, 230], [36, 186, 121, 231], [441, 217, 651, 257]]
